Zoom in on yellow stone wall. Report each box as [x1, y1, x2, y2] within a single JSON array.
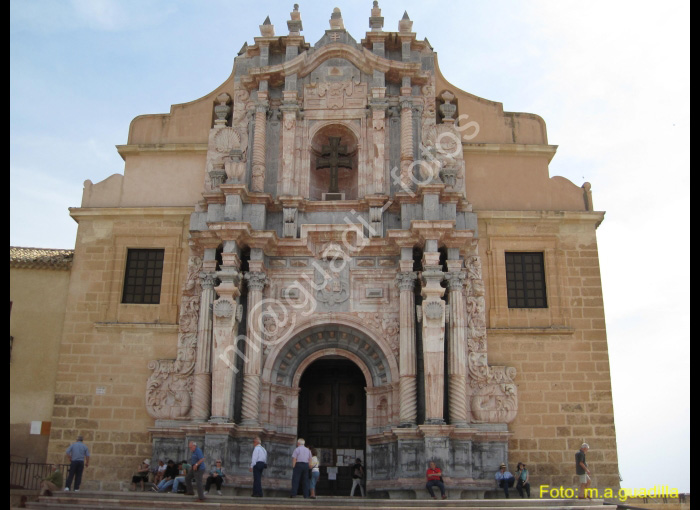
[[45, 208, 191, 489], [479, 211, 620, 491], [10, 265, 71, 462]]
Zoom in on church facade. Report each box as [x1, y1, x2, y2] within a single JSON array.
[[45, 4, 620, 496]]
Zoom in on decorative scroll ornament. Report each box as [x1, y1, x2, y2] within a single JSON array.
[[469, 353, 518, 424], [465, 250, 519, 424], [146, 255, 202, 419]]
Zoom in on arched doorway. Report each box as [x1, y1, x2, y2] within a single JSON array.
[[298, 357, 366, 496]]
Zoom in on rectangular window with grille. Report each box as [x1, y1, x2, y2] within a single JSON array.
[[122, 249, 164, 304], [505, 252, 547, 308]]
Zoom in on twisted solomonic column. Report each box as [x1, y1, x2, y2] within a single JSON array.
[[190, 272, 217, 421], [240, 271, 268, 426], [445, 271, 469, 427], [396, 271, 418, 427]]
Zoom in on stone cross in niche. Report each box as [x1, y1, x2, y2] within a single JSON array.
[[316, 137, 352, 194]]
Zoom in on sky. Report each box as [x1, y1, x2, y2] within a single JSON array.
[[10, 0, 689, 494]]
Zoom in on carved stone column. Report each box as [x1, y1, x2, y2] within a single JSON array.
[[399, 90, 414, 190], [370, 88, 387, 194], [210, 248, 242, 422], [445, 270, 468, 427], [420, 258, 446, 425], [240, 271, 268, 426], [191, 272, 217, 421], [396, 271, 418, 427], [280, 92, 299, 196], [251, 91, 269, 192]]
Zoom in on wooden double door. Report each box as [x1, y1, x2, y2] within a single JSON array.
[[297, 358, 366, 496]]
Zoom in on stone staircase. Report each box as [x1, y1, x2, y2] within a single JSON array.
[[17, 491, 612, 510]]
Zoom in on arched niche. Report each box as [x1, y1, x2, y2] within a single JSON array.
[[309, 123, 359, 200]]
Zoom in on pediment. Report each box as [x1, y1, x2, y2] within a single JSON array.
[[241, 43, 429, 90]]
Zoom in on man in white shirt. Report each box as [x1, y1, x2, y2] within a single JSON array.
[[249, 436, 267, 497]]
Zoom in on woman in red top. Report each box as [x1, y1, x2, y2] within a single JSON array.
[[426, 461, 447, 499]]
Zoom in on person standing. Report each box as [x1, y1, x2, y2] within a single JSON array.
[[289, 438, 311, 498], [64, 435, 90, 492], [576, 443, 592, 499], [249, 436, 267, 497], [185, 441, 207, 502], [309, 446, 320, 499], [350, 458, 365, 497], [515, 462, 531, 498], [40, 464, 63, 496]]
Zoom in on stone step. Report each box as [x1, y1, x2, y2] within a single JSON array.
[[25, 492, 609, 510]]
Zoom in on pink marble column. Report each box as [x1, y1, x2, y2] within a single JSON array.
[[371, 102, 387, 194], [396, 271, 418, 427], [279, 91, 298, 196], [420, 260, 446, 425], [191, 272, 217, 421], [240, 271, 268, 426], [210, 252, 242, 422], [445, 270, 468, 427]]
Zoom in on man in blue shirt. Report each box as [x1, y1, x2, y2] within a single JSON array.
[[495, 463, 515, 498], [64, 436, 90, 492], [185, 441, 206, 501]]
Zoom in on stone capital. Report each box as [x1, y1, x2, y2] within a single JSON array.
[[444, 271, 466, 290], [245, 271, 268, 291], [395, 271, 418, 291], [200, 272, 218, 290]]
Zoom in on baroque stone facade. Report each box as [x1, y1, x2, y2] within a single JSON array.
[[44, 3, 619, 496]]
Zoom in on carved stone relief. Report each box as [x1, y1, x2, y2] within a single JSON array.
[[464, 251, 518, 423], [146, 255, 203, 419]]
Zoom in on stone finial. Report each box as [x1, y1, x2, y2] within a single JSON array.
[[439, 90, 457, 123], [260, 16, 275, 37], [399, 11, 413, 33], [214, 93, 232, 126], [329, 7, 345, 30], [369, 1, 384, 31], [288, 4, 303, 35]]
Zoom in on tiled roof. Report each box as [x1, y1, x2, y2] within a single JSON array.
[[10, 246, 74, 270]]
